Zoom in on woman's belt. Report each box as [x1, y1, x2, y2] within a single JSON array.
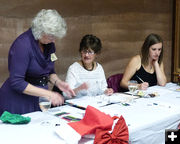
[[25, 76, 49, 87]]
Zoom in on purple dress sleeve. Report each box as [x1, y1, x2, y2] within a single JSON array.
[[8, 36, 30, 93]]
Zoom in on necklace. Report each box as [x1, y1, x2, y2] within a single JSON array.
[[81, 60, 94, 71], [149, 64, 154, 70], [150, 65, 152, 70]]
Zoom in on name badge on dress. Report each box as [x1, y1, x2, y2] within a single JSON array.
[[51, 53, 58, 62]]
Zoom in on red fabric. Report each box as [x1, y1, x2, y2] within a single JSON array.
[[94, 116, 129, 144], [68, 105, 114, 136]]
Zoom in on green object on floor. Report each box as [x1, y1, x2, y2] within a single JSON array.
[[0, 111, 31, 124]]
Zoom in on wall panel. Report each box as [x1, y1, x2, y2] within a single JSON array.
[[0, 0, 173, 87]]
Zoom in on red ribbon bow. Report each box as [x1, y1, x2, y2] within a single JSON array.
[[94, 116, 129, 144]]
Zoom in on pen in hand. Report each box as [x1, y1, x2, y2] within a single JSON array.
[[136, 75, 144, 83], [136, 75, 149, 90]]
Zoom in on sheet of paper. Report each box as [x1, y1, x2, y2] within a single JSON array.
[[66, 95, 107, 108], [164, 82, 180, 91], [66, 93, 137, 109]]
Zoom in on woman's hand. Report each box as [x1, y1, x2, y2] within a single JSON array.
[[104, 88, 114, 96], [78, 82, 89, 91], [50, 92, 64, 106], [56, 80, 75, 98], [152, 59, 167, 86], [152, 59, 159, 67], [138, 82, 149, 90], [73, 82, 89, 96]]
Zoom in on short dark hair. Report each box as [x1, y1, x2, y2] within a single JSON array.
[[79, 34, 102, 53], [141, 33, 163, 66]]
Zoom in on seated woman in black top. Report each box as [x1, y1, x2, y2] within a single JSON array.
[[120, 33, 167, 90]]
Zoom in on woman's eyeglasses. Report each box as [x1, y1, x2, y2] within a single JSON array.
[[47, 35, 56, 41], [81, 50, 95, 55]]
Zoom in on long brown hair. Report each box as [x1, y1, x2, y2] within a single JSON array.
[[141, 33, 163, 66]]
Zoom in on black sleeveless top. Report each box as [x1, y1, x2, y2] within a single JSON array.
[[131, 65, 157, 87]]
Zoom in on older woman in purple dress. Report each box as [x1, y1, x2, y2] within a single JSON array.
[[0, 9, 75, 115]]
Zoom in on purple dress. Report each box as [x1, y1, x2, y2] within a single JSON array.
[[0, 29, 56, 115]]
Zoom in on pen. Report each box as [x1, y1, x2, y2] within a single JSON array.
[[136, 75, 144, 83], [153, 103, 171, 108], [121, 103, 130, 106], [64, 102, 86, 110], [100, 102, 121, 107]]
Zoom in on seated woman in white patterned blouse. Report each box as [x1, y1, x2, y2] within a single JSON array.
[[65, 34, 114, 98]]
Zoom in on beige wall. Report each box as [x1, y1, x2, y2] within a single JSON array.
[[0, 0, 173, 86]]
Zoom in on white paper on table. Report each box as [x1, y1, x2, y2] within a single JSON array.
[[109, 93, 139, 102], [147, 102, 174, 109], [146, 85, 174, 96], [66, 93, 138, 109], [23, 111, 57, 124], [48, 105, 84, 116], [164, 82, 180, 91], [66, 95, 107, 108]]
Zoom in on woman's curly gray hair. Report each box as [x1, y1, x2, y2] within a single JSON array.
[[31, 9, 67, 40]]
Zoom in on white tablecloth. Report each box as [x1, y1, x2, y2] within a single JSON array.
[[0, 83, 180, 144]]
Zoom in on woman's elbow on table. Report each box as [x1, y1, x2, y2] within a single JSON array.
[[158, 79, 167, 87], [159, 82, 166, 87]]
